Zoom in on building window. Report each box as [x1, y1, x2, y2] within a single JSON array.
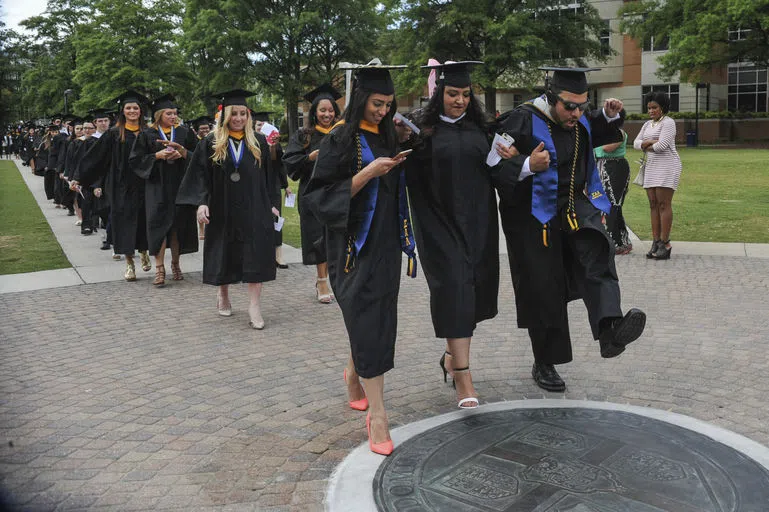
[[513, 94, 523, 107], [728, 65, 768, 112], [728, 27, 751, 41], [642, 36, 669, 52], [642, 85, 679, 112], [600, 20, 611, 56]]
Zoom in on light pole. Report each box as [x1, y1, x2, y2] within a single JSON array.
[[64, 89, 74, 115]]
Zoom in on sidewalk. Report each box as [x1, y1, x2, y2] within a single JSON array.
[[0, 159, 303, 293]]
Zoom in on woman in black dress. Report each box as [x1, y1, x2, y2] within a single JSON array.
[[304, 64, 413, 455], [282, 83, 341, 303], [176, 90, 277, 329], [130, 94, 199, 286], [75, 90, 151, 281], [405, 62, 511, 408]]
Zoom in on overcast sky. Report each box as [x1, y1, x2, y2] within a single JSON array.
[[2, 0, 48, 33]]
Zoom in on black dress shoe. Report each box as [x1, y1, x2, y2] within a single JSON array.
[[599, 308, 647, 358], [531, 363, 566, 392], [100, 241, 111, 250], [276, 261, 289, 269]]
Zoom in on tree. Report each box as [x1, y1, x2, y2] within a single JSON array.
[[385, 0, 610, 114], [0, 11, 27, 124], [620, 0, 769, 82], [221, 0, 385, 134], [72, 0, 193, 112], [18, 0, 90, 116]]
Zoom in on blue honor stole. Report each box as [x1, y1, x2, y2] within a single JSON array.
[[344, 133, 418, 278], [530, 114, 611, 245]]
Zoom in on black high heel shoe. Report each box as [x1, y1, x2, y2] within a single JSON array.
[[646, 240, 660, 259], [439, 351, 452, 383], [652, 240, 672, 260]]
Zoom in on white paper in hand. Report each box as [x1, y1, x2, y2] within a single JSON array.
[[260, 122, 279, 138], [486, 133, 515, 167], [274, 216, 285, 232], [284, 191, 296, 208], [393, 112, 420, 135]]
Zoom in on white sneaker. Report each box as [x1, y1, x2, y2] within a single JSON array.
[[75, 220, 82, 226]]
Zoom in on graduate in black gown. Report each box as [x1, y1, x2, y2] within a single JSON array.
[[62, 119, 84, 225], [129, 94, 199, 286], [252, 111, 290, 269], [76, 90, 152, 281], [304, 63, 414, 456], [282, 83, 341, 302], [176, 89, 277, 330], [189, 116, 214, 240], [83, 110, 114, 250], [404, 61, 511, 408], [491, 67, 646, 392], [71, 118, 97, 235]]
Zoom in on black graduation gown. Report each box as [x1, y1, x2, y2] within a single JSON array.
[[282, 129, 327, 265], [491, 105, 623, 363], [406, 119, 499, 339], [303, 128, 402, 379], [129, 126, 199, 256], [35, 141, 49, 177], [266, 143, 288, 247], [176, 133, 276, 286], [79, 127, 148, 255]]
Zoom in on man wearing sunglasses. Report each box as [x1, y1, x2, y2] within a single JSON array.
[[491, 66, 646, 393]]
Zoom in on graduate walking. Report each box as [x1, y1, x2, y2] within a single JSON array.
[[176, 89, 277, 329], [404, 61, 514, 408], [492, 67, 646, 392], [76, 91, 152, 281], [129, 94, 199, 286], [304, 63, 415, 456], [282, 83, 342, 302]]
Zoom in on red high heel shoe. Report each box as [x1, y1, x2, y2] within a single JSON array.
[[343, 369, 369, 411], [366, 412, 393, 456]]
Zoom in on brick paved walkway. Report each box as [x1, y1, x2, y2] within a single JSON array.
[[2, 251, 769, 510]]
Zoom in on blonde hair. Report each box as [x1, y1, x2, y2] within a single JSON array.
[[150, 108, 180, 130], [212, 105, 261, 165]]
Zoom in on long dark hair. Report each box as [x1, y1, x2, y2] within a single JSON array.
[[417, 82, 489, 134], [116, 102, 147, 142], [330, 87, 398, 165], [299, 94, 342, 147]]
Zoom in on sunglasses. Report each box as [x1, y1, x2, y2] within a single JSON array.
[[556, 95, 590, 112]]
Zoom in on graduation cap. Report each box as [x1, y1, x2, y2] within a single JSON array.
[[189, 116, 214, 129], [303, 83, 342, 104], [211, 89, 257, 108], [341, 60, 406, 95], [151, 94, 178, 115], [50, 113, 63, 121], [112, 90, 150, 108], [540, 66, 600, 94], [421, 61, 483, 88], [250, 110, 274, 122], [68, 116, 84, 125], [47, 123, 59, 130], [88, 108, 111, 120]]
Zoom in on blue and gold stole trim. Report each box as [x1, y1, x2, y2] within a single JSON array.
[[530, 111, 611, 246], [344, 132, 418, 278]]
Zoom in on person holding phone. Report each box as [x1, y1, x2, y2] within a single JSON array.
[[403, 61, 506, 409], [129, 94, 200, 286], [303, 62, 414, 456]]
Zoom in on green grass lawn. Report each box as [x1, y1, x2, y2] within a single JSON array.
[[0, 161, 70, 275], [281, 180, 301, 248], [622, 148, 769, 243]]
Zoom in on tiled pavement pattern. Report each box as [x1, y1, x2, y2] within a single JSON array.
[[1, 253, 769, 511]]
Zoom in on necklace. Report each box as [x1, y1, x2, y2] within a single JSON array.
[[651, 115, 665, 128]]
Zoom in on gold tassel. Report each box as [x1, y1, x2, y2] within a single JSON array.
[[542, 223, 549, 247]]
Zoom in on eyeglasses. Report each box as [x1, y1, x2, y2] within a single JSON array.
[[556, 95, 590, 112]]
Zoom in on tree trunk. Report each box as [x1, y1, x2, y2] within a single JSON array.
[[286, 92, 299, 136], [484, 86, 497, 116]]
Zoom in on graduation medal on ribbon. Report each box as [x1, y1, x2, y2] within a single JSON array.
[[228, 138, 244, 182]]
